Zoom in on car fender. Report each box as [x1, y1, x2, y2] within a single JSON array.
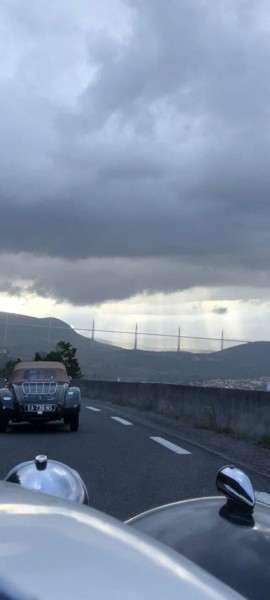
[[0, 387, 15, 410], [64, 386, 81, 409], [0, 481, 244, 600]]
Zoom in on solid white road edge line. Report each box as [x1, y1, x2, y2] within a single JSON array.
[[255, 491, 270, 506], [111, 416, 133, 426], [86, 407, 102, 412], [150, 436, 191, 455]]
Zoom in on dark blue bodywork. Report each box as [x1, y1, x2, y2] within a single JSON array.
[[128, 495, 270, 600], [0, 371, 81, 432]]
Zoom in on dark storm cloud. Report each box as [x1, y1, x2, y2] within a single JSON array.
[[0, 0, 270, 304], [0, 281, 24, 297], [0, 253, 269, 306], [212, 306, 228, 315]]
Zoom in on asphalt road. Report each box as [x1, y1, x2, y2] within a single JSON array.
[[0, 397, 270, 520]]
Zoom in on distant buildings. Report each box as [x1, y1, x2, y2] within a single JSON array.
[[193, 378, 269, 391]]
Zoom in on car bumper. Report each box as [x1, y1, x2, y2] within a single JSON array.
[[5, 404, 80, 423]]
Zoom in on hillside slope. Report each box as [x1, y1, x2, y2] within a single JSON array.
[[0, 312, 269, 383]]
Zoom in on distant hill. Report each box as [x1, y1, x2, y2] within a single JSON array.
[[0, 312, 269, 383]]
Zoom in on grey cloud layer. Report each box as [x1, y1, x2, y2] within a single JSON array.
[[0, 0, 270, 305], [0, 253, 269, 306]]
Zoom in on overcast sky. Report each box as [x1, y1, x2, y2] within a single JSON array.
[[0, 0, 270, 349]]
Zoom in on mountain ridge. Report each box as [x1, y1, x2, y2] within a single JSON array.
[[0, 312, 269, 383]]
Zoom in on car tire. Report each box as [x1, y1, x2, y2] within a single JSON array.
[[70, 413, 79, 432], [0, 418, 8, 433]]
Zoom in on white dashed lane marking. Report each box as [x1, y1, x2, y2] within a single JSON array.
[[111, 416, 133, 426], [150, 436, 191, 455], [85, 409, 190, 450]]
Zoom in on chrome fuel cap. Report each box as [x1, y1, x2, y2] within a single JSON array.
[[4, 455, 89, 505], [35, 454, 48, 471]]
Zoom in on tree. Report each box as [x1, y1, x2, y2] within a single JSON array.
[[0, 358, 21, 377], [34, 352, 46, 361], [34, 342, 82, 379]]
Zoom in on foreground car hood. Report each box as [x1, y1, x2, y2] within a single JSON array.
[[128, 497, 270, 600], [0, 483, 244, 600]]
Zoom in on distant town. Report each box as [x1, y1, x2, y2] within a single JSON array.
[[193, 377, 270, 392]]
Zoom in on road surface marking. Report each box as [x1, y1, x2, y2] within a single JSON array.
[[255, 491, 270, 506], [150, 436, 191, 454], [86, 407, 101, 412], [111, 416, 133, 426]]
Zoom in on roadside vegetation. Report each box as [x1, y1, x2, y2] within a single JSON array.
[[0, 342, 82, 379], [0, 358, 21, 377], [34, 341, 82, 378]]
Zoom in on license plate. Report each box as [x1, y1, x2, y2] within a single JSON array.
[[25, 404, 55, 413]]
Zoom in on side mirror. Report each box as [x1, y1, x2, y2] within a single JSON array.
[[216, 465, 255, 512]]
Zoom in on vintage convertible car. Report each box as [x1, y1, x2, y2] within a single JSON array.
[[0, 455, 244, 600], [0, 361, 81, 432], [128, 465, 270, 600]]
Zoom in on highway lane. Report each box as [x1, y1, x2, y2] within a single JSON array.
[[0, 397, 269, 520]]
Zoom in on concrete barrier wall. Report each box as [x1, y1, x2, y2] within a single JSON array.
[[74, 379, 270, 443]]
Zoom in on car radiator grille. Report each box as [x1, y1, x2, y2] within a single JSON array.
[[22, 382, 58, 396]]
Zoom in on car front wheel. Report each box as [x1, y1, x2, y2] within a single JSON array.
[[70, 413, 79, 432]]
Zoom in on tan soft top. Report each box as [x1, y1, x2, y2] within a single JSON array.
[[10, 361, 69, 383]]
